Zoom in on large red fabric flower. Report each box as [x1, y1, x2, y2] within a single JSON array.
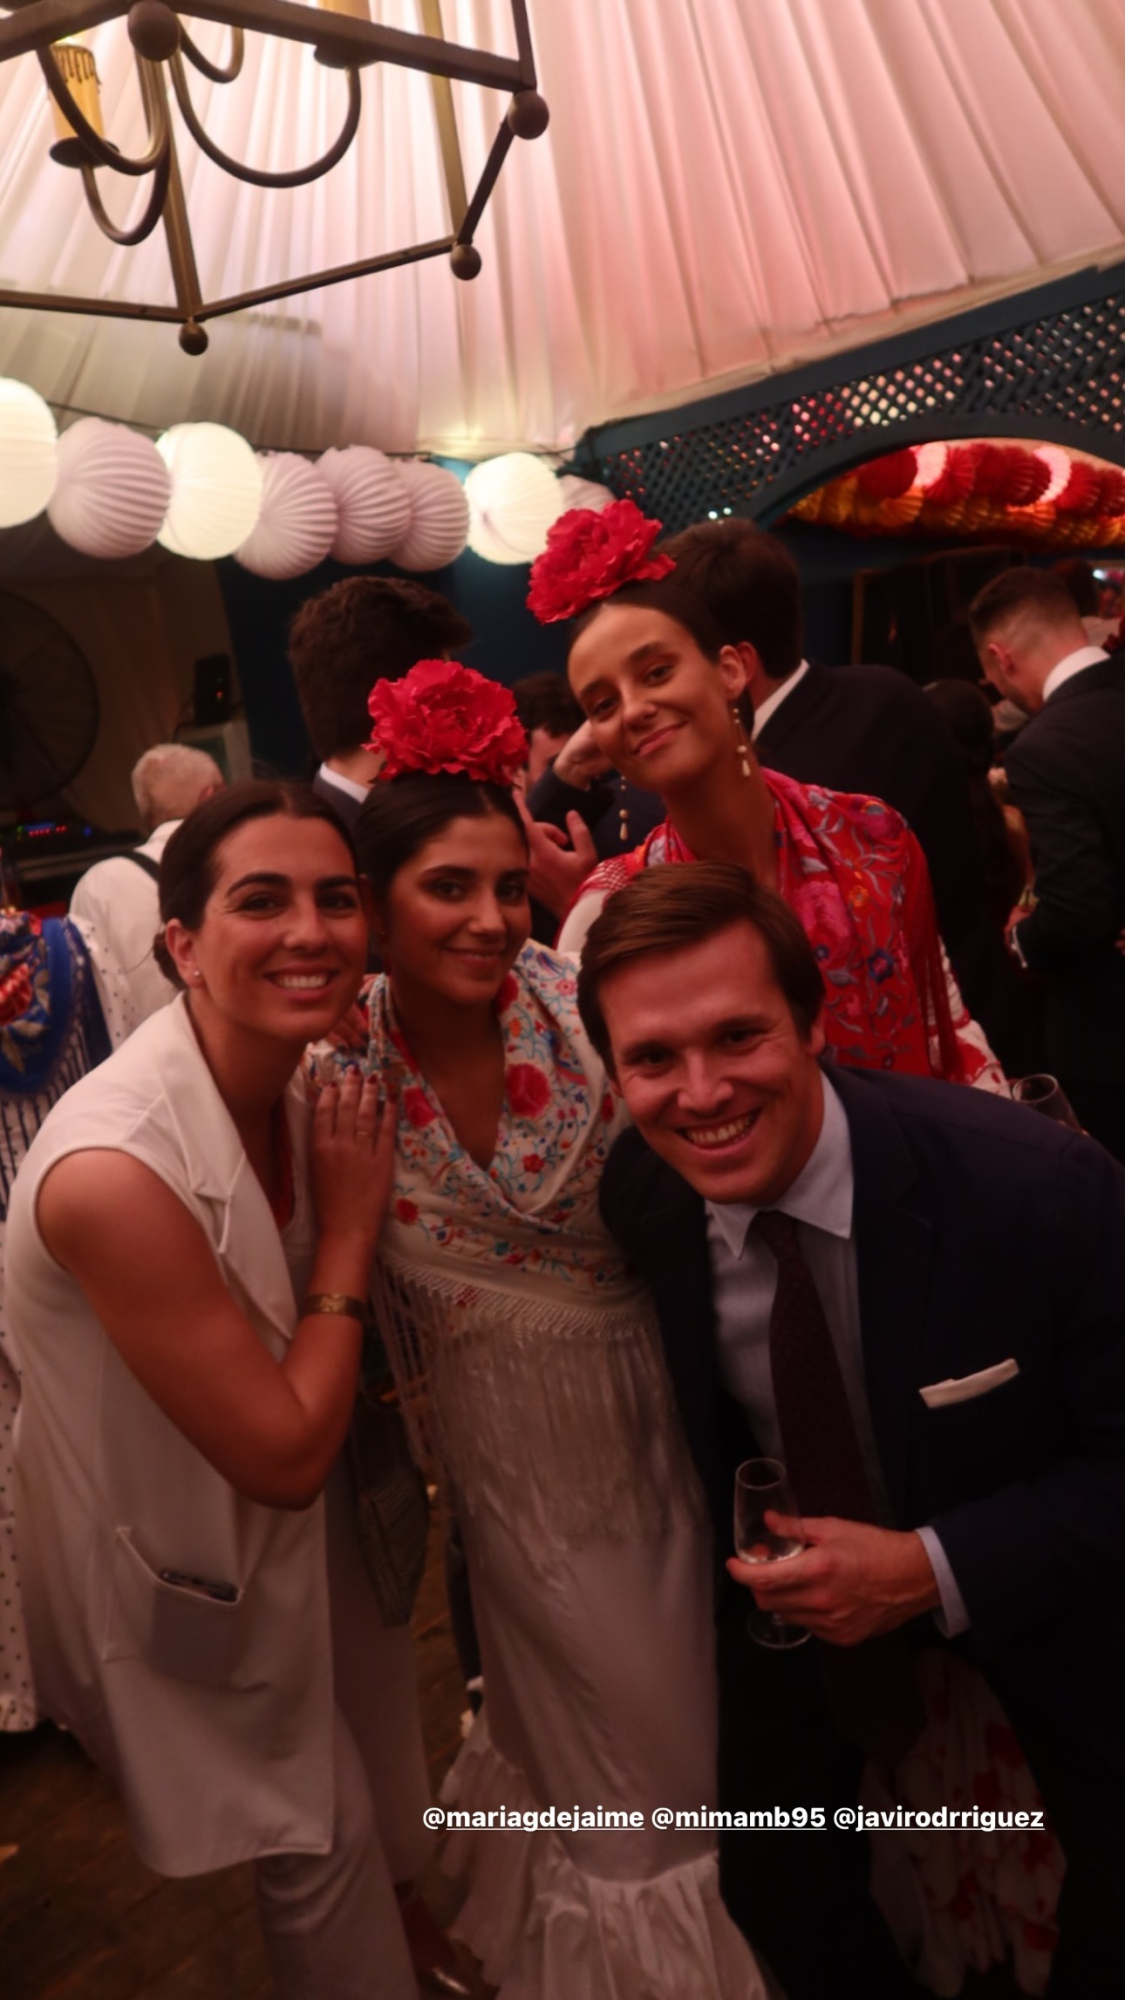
[[365, 660, 527, 784], [527, 499, 674, 623]]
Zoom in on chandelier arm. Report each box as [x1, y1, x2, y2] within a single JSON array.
[[38, 44, 169, 177], [168, 51, 361, 188], [176, 22, 245, 84], [78, 142, 172, 244]]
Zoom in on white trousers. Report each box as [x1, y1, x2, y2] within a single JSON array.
[[253, 1463, 436, 1999], [255, 1705, 417, 2000]]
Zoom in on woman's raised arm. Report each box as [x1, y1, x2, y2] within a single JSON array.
[[37, 1074, 395, 1509]]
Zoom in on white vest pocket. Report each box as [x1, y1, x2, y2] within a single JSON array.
[[101, 1526, 259, 1689]]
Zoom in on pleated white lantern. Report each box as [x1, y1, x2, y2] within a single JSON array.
[[391, 460, 470, 571], [556, 474, 614, 515], [235, 454, 339, 579], [0, 378, 58, 527], [48, 417, 170, 559], [317, 446, 411, 564], [156, 423, 263, 559], [465, 452, 564, 564]]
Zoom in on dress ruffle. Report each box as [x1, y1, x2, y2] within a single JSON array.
[[441, 1711, 768, 1999]]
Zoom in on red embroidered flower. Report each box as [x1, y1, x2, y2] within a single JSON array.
[[522, 1153, 545, 1173], [527, 499, 674, 623], [394, 1197, 419, 1224], [365, 660, 527, 785], [506, 1063, 552, 1119], [401, 1086, 437, 1129], [494, 973, 519, 1014], [0, 962, 33, 1028]]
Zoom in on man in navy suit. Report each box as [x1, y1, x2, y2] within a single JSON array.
[[578, 862, 1125, 2000], [971, 566, 1125, 1160]]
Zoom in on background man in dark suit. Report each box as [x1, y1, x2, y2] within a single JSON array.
[[662, 518, 1030, 1071], [578, 863, 1125, 2000], [288, 576, 472, 830], [971, 566, 1125, 1160]]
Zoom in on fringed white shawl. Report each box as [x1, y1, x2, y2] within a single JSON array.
[[359, 945, 702, 1568]]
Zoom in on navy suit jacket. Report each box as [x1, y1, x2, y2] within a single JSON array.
[[1004, 654, 1125, 1081], [311, 766, 365, 832], [601, 1065, 1125, 1767]]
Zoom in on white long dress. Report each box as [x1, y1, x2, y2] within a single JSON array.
[[357, 946, 767, 1999]]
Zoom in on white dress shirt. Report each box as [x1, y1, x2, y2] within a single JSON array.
[[706, 1073, 968, 1634], [751, 659, 810, 738], [315, 762, 369, 806], [1040, 644, 1108, 705], [69, 820, 180, 1025]]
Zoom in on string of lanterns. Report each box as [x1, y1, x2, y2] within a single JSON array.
[[790, 440, 1125, 547], [0, 377, 611, 577]]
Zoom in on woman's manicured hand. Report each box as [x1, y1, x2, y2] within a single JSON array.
[[312, 1072, 397, 1249]]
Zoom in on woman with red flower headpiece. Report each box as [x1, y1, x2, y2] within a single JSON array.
[[534, 502, 1006, 1093], [330, 661, 767, 2000]]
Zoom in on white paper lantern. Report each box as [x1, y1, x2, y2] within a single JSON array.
[[464, 452, 564, 564], [391, 460, 470, 571], [317, 446, 411, 564], [235, 453, 339, 579], [0, 378, 58, 527], [156, 422, 263, 560], [556, 474, 614, 515], [48, 417, 170, 559]]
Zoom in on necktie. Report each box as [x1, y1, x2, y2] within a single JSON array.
[[751, 1207, 924, 1762]]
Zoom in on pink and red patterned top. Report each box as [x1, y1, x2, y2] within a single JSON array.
[[567, 768, 1003, 1090]]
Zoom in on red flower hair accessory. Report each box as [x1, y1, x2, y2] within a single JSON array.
[[365, 659, 527, 785], [527, 498, 674, 623]]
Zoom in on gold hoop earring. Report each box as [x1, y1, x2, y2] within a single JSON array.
[[618, 772, 630, 844], [731, 704, 753, 779]]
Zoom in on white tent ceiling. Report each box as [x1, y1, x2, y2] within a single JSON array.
[[0, 0, 1123, 457]]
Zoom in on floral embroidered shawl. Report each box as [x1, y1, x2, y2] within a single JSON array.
[[339, 945, 701, 1561], [575, 768, 966, 1082]]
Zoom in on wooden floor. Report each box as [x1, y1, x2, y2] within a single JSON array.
[[0, 1519, 1027, 2000], [0, 1512, 485, 1999]]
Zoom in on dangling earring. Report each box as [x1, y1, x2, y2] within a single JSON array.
[[618, 771, 630, 843], [731, 703, 752, 780]]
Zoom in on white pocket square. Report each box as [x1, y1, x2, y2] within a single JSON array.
[[919, 1359, 1020, 1409]]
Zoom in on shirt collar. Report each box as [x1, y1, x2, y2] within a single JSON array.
[[317, 762, 370, 805], [141, 820, 181, 857], [706, 1070, 853, 1258], [1041, 645, 1108, 704], [751, 659, 809, 738]]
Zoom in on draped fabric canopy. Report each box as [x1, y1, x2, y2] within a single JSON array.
[[0, 0, 1123, 456]]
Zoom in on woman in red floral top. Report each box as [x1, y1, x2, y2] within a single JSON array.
[[532, 501, 1006, 1093]]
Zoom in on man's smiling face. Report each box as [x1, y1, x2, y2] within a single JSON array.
[[600, 921, 826, 1206]]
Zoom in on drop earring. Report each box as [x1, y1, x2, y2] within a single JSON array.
[[731, 703, 752, 779], [618, 771, 630, 844]]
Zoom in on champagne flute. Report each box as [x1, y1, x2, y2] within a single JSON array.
[[733, 1457, 810, 1650], [1011, 1074, 1081, 1129]]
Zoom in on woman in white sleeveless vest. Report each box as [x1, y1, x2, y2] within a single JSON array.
[[5, 782, 424, 2000]]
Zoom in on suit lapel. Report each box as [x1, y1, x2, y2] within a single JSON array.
[[831, 1069, 932, 1524], [636, 1165, 723, 1491]]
